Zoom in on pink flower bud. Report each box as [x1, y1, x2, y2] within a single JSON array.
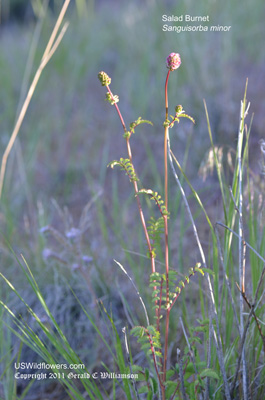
[[166, 53, 181, 71]]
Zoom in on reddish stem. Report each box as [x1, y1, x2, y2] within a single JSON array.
[[106, 85, 127, 133], [164, 70, 170, 210], [146, 330, 165, 392], [126, 138, 156, 273], [106, 85, 156, 274], [163, 70, 171, 382]]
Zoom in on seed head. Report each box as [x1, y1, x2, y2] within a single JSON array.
[[166, 53, 181, 71], [98, 71, 111, 86]]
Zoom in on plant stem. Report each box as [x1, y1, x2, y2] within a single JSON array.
[[105, 85, 156, 274], [163, 70, 171, 383], [126, 138, 156, 273], [146, 330, 165, 395], [164, 70, 170, 211]]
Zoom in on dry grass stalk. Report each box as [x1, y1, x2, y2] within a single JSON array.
[[0, 0, 71, 198]]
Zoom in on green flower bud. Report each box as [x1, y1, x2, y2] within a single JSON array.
[[105, 92, 119, 105], [175, 105, 183, 114], [98, 71, 111, 86]]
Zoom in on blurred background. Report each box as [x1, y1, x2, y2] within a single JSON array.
[[0, 0, 265, 398]]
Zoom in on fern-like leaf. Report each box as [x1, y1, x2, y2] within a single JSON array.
[[149, 264, 204, 310], [129, 117, 153, 134], [138, 189, 169, 217], [130, 325, 162, 367], [108, 158, 139, 182], [146, 216, 165, 259], [168, 105, 195, 129]]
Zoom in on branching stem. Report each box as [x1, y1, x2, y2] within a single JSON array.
[[105, 85, 155, 274]]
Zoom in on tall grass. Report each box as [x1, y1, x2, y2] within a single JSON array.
[[1, 1, 265, 399], [1, 54, 265, 399], [95, 57, 265, 398]]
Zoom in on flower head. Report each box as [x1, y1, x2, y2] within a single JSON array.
[[105, 92, 119, 105], [166, 53, 181, 71], [98, 71, 111, 86]]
